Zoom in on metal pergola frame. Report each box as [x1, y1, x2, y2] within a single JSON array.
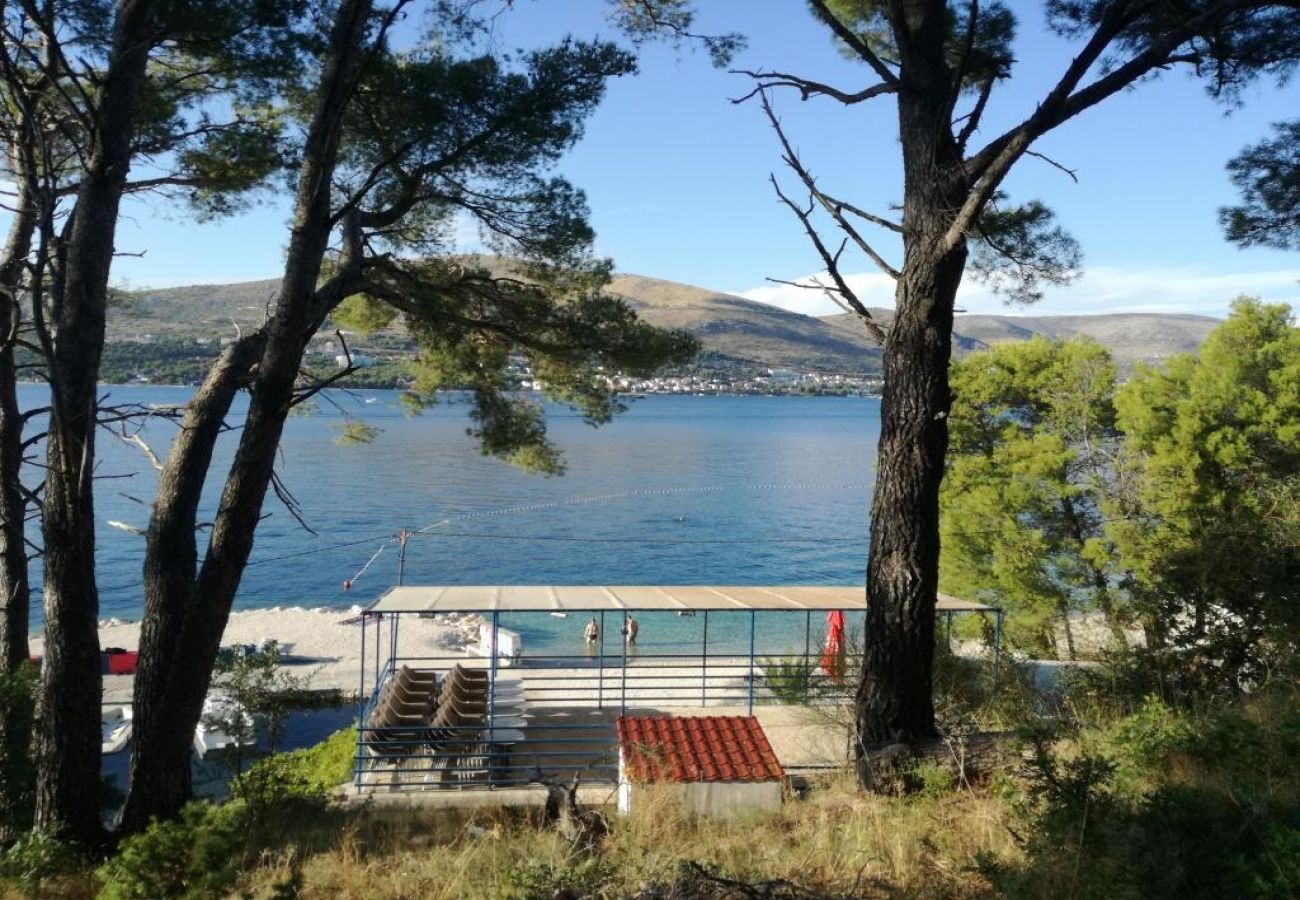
[[352, 585, 1002, 792]]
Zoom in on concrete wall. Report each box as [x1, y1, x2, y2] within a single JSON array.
[[618, 781, 782, 819]]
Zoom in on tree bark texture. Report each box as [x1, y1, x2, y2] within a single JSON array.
[[121, 0, 373, 831], [35, 0, 154, 845], [0, 156, 35, 675], [0, 146, 37, 841], [856, 0, 967, 772], [123, 333, 265, 825]]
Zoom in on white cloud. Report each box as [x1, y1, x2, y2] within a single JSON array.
[[738, 266, 1300, 319]]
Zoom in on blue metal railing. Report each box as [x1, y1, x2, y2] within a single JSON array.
[[352, 647, 861, 790]]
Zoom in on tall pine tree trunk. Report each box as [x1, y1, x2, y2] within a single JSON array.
[[856, 241, 964, 755], [121, 0, 372, 831], [0, 171, 34, 675], [0, 155, 36, 840], [856, 1, 967, 771], [34, 0, 154, 845], [123, 334, 265, 825]]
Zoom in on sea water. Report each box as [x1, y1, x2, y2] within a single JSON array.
[[26, 385, 880, 657]]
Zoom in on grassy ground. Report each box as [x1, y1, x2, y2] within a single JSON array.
[[6, 666, 1299, 899], [230, 775, 1017, 899]]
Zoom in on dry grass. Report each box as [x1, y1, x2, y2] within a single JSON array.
[[235, 772, 1020, 899]]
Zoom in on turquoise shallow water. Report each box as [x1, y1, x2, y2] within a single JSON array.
[[27, 386, 881, 656]]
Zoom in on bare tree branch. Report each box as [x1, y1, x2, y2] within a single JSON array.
[[269, 468, 317, 536], [820, 193, 903, 234], [108, 426, 163, 471], [1025, 149, 1079, 183], [730, 69, 895, 105], [291, 330, 358, 407], [761, 92, 901, 279], [769, 177, 887, 345]]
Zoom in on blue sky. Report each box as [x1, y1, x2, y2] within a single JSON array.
[[107, 0, 1299, 318]]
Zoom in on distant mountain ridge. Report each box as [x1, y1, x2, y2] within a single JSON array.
[[114, 272, 1220, 374], [605, 273, 1217, 373]]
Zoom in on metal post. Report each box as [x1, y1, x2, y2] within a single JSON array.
[[374, 613, 381, 686], [391, 612, 399, 668], [396, 529, 409, 586], [356, 612, 366, 788], [804, 610, 811, 702], [701, 610, 709, 707], [620, 611, 628, 714], [598, 610, 605, 709], [489, 611, 499, 731], [747, 610, 756, 715]]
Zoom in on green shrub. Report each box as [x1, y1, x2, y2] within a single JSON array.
[[97, 801, 247, 900], [991, 686, 1300, 899], [229, 726, 355, 811], [906, 761, 956, 798], [933, 643, 1035, 731], [1243, 824, 1300, 898], [1104, 695, 1193, 761], [760, 654, 821, 705], [0, 829, 86, 883], [499, 856, 617, 900]]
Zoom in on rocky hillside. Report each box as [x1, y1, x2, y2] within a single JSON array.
[[112, 272, 1219, 375], [819, 309, 1219, 372]]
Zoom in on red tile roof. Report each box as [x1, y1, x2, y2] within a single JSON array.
[[616, 715, 785, 784]]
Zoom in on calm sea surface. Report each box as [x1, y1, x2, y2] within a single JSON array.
[[25, 386, 881, 656]]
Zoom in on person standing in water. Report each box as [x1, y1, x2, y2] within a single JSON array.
[[583, 617, 599, 645], [622, 613, 639, 645]]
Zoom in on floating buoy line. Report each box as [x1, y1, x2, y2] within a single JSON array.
[[338, 480, 872, 592], [97, 481, 871, 600]]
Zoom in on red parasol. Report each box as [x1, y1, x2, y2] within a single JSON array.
[[820, 610, 846, 683]]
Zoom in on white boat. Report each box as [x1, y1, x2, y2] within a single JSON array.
[[193, 693, 256, 756], [101, 704, 133, 755]]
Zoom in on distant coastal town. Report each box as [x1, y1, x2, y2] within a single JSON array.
[[561, 369, 885, 397], [90, 333, 886, 396]]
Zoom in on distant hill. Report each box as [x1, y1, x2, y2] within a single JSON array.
[[112, 279, 283, 338], [606, 274, 883, 372], [110, 272, 1219, 375], [819, 309, 1219, 372]]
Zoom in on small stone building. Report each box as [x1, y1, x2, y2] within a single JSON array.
[[615, 715, 785, 820]]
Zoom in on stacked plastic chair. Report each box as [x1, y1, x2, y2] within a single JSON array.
[[363, 666, 441, 783], [429, 664, 530, 783]]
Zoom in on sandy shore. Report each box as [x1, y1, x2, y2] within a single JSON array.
[[31, 606, 483, 703], [33, 606, 859, 711]]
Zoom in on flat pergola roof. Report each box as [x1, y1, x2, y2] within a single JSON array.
[[369, 585, 995, 614]]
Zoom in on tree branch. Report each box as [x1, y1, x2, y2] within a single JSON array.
[[761, 92, 900, 279], [807, 0, 899, 86], [1025, 149, 1079, 183], [821, 194, 903, 234], [291, 330, 358, 406], [769, 177, 887, 345], [948, 0, 1264, 251], [269, 468, 317, 536], [730, 69, 895, 105], [955, 78, 993, 152]]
